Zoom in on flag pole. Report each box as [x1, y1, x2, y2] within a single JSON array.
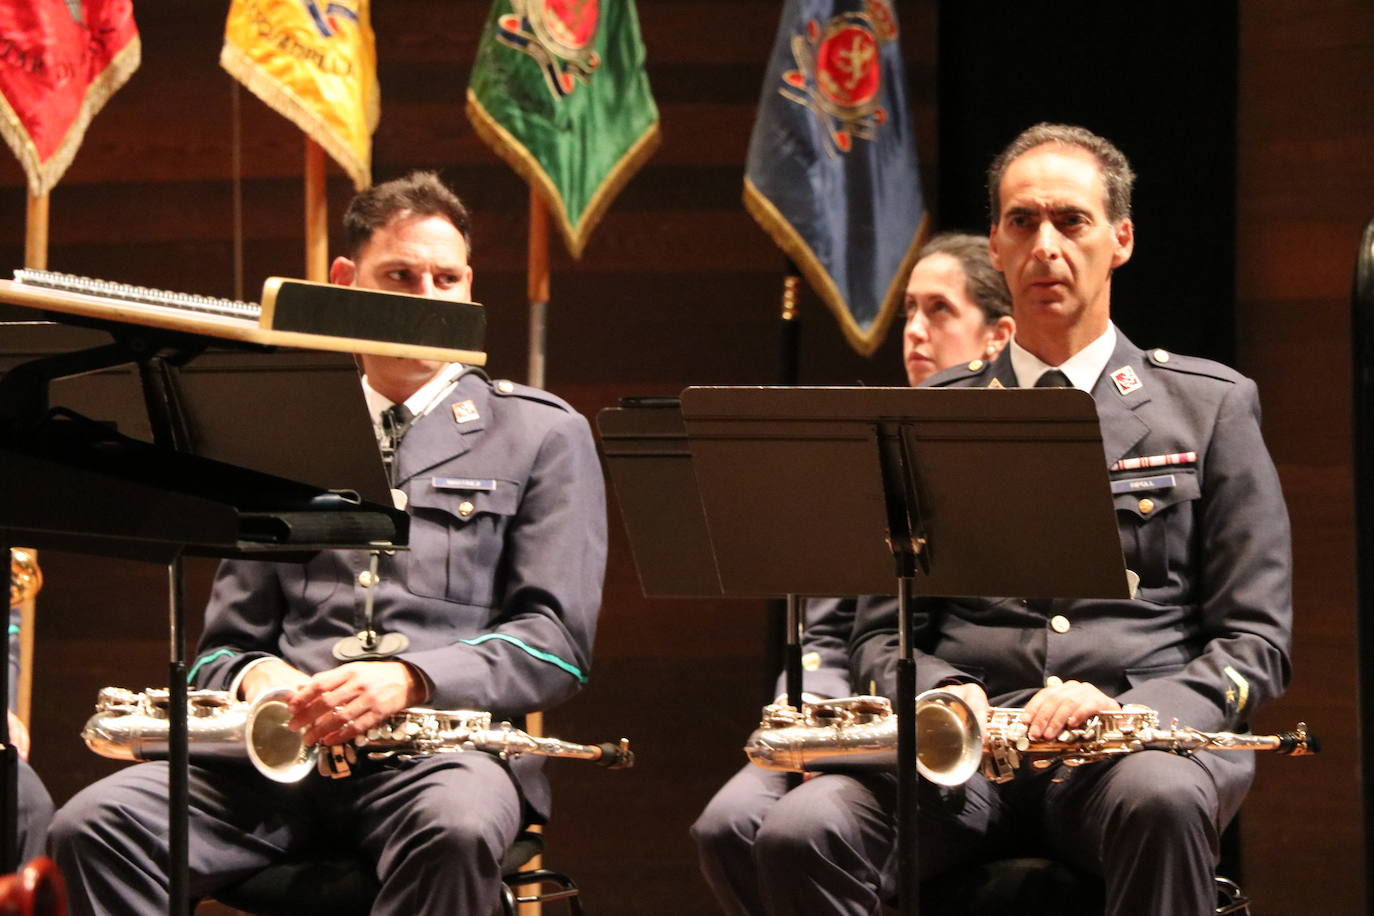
[[527, 189, 550, 390], [305, 139, 328, 282], [24, 192, 48, 270], [519, 187, 551, 916]]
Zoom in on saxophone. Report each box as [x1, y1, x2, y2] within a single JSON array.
[[83, 686, 634, 783], [8, 548, 41, 608], [744, 691, 1319, 786]]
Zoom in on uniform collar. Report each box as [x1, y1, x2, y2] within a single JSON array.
[[1009, 323, 1117, 391], [362, 363, 468, 425]]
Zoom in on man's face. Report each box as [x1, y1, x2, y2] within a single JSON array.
[[329, 213, 473, 391], [989, 144, 1133, 338], [335, 212, 473, 301], [902, 253, 1004, 386]]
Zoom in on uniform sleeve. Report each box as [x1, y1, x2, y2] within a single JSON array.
[[849, 594, 974, 700], [1114, 378, 1293, 729], [188, 559, 287, 691], [770, 597, 858, 700], [399, 409, 607, 718]]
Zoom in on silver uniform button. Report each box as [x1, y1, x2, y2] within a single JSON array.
[[1050, 615, 1071, 634], [1153, 348, 1170, 363]]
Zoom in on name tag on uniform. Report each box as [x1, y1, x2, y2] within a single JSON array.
[[431, 477, 496, 491], [1110, 474, 1176, 494]]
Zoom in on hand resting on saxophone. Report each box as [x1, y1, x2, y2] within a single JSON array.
[[240, 657, 427, 748]]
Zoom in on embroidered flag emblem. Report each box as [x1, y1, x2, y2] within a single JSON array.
[[496, 0, 601, 98], [1110, 365, 1143, 396]]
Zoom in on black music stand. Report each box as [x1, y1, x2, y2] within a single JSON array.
[[0, 323, 404, 916], [600, 386, 1130, 916]]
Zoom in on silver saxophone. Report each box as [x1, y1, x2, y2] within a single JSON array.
[[744, 691, 1319, 786], [83, 686, 634, 783]]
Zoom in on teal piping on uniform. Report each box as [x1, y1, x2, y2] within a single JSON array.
[[459, 633, 586, 683], [187, 648, 239, 684]]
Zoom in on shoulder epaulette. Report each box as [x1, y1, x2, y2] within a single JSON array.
[[489, 379, 574, 411], [923, 358, 994, 388], [1143, 348, 1243, 384]]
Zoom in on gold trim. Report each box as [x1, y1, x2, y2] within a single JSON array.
[[0, 36, 141, 196], [220, 42, 373, 191], [466, 88, 659, 259], [743, 175, 926, 357]]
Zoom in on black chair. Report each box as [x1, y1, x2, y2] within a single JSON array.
[[212, 830, 582, 916], [920, 859, 1250, 916]]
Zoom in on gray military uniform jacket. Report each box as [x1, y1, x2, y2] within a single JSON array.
[[851, 330, 1292, 816], [188, 371, 608, 818]]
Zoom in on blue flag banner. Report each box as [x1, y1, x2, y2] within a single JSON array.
[[743, 0, 926, 356]]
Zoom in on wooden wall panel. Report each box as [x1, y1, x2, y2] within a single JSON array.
[[1236, 1, 1374, 913]]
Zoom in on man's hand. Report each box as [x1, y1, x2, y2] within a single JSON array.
[[287, 662, 427, 747], [934, 682, 990, 727], [1022, 680, 1120, 740], [6, 711, 29, 760], [239, 658, 312, 704]]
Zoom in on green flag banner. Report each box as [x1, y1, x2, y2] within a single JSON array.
[[466, 0, 659, 258]]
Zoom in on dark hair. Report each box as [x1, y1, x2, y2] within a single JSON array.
[[987, 123, 1135, 224], [914, 232, 1012, 322], [343, 170, 473, 258]]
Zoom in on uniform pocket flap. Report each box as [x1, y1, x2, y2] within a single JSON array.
[[408, 478, 521, 520], [1112, 468, 1200, 519]]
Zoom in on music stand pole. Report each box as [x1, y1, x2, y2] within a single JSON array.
[[1, 539, 16, 874], [166, 557, 189, 916], [784, 595, 804, 709], [876, 419, 923, 916]]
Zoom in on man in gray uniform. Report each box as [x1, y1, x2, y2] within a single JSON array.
[[50, 172, 608, 916], [691, 234, 1013, 915], [752, 124, 1292, 916]]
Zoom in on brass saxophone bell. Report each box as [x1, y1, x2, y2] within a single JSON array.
[[913, 689, 984, 787], [244, 688, 318, 784]]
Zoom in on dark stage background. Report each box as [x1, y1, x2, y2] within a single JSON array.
[[0, 2, 1368, 914]]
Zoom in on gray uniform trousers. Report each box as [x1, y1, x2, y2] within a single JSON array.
[[16, 757, 52, 864], [49, 750, 523, 916], [754, 747, 1237, 916]]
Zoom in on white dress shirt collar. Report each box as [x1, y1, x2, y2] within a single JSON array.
[[1009, 323, 1118, 391]]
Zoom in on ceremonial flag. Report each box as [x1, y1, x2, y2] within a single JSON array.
[[221, 0, 379, 191], [0, 0, 139, 196], [744, 0, 926, 356], [466, 0, 660, 258]]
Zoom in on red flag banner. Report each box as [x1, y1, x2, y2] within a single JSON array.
[[0, 0, 140, 196]]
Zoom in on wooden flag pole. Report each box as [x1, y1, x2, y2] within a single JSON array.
[[520, 188, 551, 916], [24, 192, 49, 270], [527, 189, 550, 390], [305, 139, 328, 282]]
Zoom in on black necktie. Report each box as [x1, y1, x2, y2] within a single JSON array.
[[379, 403, 413, 478], [1034, 369, 1073, 388]]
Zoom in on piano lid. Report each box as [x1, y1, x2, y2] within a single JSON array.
[[0, 270, 487, 366]]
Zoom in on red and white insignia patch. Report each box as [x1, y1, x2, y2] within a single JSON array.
[[452, 400, 481, 424], [1110, 365, 1143, 396]]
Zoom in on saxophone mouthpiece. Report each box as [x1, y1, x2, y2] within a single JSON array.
[[594, 738, 635, 769]]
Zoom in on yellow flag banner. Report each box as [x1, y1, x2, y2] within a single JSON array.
[[221, 0, 379, 190]]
